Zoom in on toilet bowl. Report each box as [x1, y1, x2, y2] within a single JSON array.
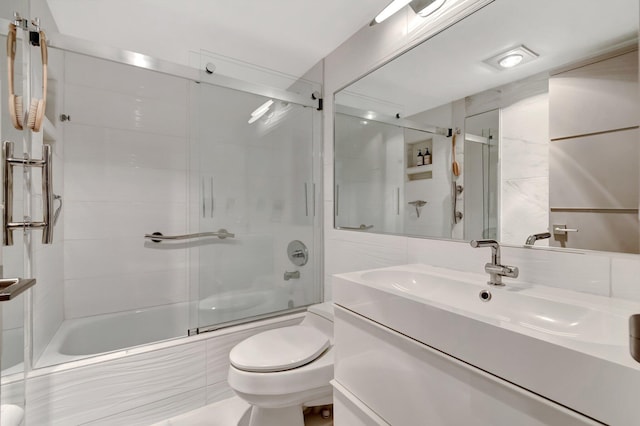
[[228, 302, 334, 426]]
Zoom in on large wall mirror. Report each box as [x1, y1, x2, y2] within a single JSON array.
[[334, 0, 639, 254]]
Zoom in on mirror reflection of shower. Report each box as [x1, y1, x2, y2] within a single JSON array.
[[464, 110, 499, 240]]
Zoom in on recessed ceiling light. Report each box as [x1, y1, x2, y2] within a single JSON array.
[[498, 54, 524, 68], [483, 45, 538, 71]]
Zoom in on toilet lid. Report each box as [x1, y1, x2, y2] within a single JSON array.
[[229, 326, 330, 373]]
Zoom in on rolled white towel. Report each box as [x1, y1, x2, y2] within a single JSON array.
[[1, 404, 25, 426]]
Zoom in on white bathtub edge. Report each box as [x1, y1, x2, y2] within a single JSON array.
[[28, 311, 305, 378]]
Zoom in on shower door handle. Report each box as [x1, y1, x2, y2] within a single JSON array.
[[3, 140, 55, 246]]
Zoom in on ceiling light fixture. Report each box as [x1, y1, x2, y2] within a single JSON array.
[[409, 0, 446, 17], [498, 54, 524, 68], [248, 99, 274, 124], [371, 0, 412, 25], [483, 45, 539, 71]]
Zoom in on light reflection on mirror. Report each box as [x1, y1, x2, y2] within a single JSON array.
[[334, 0, 639, 254]]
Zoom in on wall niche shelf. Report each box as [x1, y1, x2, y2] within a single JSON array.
[[406, 138, 433, 181]]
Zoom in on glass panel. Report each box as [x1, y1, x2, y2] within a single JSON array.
[[1, 1, 28, 422], [32, 48, 192, 368], [334, 113, 404, 233], [335, 112, 450, 237], [191, 82, 319, 330], [464, 110, 499, 240]]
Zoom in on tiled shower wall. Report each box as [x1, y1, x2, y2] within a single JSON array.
[[62, 52, 190, 319]]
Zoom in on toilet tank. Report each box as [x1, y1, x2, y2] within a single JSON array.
[[301, 302, 334, 339]]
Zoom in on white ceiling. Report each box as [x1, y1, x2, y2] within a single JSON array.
[[45, 0, 391, 79]]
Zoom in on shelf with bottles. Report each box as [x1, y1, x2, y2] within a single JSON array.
[[406, 138, 433, 181]]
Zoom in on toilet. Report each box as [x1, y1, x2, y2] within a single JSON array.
[[228, 302, 334, 426]]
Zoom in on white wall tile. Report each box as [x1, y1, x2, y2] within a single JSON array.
[[611, 257, 640, 302], [407, 237, 486, 272], [64, 83, 187, 137], [206, 385, 236, 405], [26, 342, 207, 425], [326, 234, 408, 277], [64, 201, 187, 241], [65, 276, 140, 319], [501, 246, 611, 296], [64, 239, 187, 280], [84, 389, 206, 426], [64, 123, 188, 171], [64, 163, 187, 204], [64, 269, 188, 319], [0, 380, 24, 406]]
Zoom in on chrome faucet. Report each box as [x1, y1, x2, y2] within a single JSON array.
[[525, 232, 551, 246], [284, 270, 300, 281], [470, 239, 519, 286]]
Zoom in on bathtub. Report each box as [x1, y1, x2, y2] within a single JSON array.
[[37, 288, 292, 368], [38, 303, 189, 367], [26, 307, 306, 425]]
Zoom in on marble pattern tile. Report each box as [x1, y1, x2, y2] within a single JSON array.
[[611, 257, 640, 302], [501, 246, 611, 296], [500, 177, 549, 246]]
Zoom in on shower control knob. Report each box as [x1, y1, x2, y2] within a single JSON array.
[[287, 240, 308, 266]]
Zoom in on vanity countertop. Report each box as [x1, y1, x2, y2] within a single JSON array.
[[333, 264, 640, 425]]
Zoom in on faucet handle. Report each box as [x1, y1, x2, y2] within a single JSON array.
[[470, 239, 499, 248], [485, 263, 519, 279]]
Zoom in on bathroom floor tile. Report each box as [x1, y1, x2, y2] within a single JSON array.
[[153, 396, 334, 426], [151, 396, 249, 426]]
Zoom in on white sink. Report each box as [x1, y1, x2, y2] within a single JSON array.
[[359, 269, 627, 346], [334, 264, 640, 425]]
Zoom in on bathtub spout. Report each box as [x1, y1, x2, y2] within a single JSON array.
[[284, 271, 300, 280]]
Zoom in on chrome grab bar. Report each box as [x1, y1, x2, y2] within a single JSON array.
[[0, 277, 36, 301], [337, 224, 374, 231], [3, 140, 55, 245], [145, 228, 235, 242]]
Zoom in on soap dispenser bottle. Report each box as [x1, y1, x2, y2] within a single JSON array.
[[417, 149, 424, 166], [424, 148, 432, 165]]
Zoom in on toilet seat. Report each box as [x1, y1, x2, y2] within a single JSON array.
[[230, 326, 330, 373]]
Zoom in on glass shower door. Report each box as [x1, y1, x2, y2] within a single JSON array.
[[189, 81, 319, 332], [0, 4, 30, 424]]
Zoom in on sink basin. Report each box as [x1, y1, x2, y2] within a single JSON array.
[[359, 269, 627, 345], [333, 264, 640, 426]]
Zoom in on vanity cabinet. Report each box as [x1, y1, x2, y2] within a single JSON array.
[[333, 306, 597, 426]]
